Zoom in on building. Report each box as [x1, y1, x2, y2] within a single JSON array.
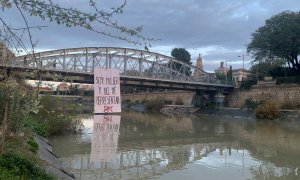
[[57, 82, 70, 91], [192, 53, 204, 78], [232, 68, 251, 82], [33, 86, 54, 93], [78, 84, 93, 91], [215, 62, 227, 75]]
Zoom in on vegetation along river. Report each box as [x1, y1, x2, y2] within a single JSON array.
[[49, 111, 300, 180]]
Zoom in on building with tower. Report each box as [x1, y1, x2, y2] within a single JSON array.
[[192, 53, 204, 78]]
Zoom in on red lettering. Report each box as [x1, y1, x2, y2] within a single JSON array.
[[104, 106, 113, 113], [103, 115, 112, 122]]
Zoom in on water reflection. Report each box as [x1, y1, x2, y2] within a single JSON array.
[[49, 111, 300, 180], [90, 115, 120, 164]]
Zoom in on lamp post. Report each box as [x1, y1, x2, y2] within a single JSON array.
[[238, 54, 245, 81], [225, 59, 227, 84], [256, 62, 259, 81]]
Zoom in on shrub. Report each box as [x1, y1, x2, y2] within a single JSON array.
[[276, 76, 300, 85], [164, 100, 173, 105], [255, 101, 281, 120], [30, 95, 83, 136], [0, 81, 35, 133], [240, 80, 257, 90], [125, 99, 131, 103], [244, 98, 262, 110], [24, 113, 48, 137], [174, 97, 184, 105], [281, 98, 300, 109], [27, 138, 39, 154], [145, 98, 164, 112], [0, 153, 54, 179]]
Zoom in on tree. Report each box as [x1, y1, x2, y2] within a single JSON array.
[[171, 48, 192, 65], [170, 48, 192, 76], [247, 11, 300, 72], [215, 72, 226, 81], [250, 62, 292, 80]]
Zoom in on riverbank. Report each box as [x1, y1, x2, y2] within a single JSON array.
[[161, 105, 198, 117], [34, 134, 74, 179], [159, 104, 300, 121]]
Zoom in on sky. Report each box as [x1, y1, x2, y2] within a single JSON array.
[[1, 0, 300, 72]]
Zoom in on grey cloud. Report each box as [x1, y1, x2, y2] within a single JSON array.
[[1, 0, 299, 71]]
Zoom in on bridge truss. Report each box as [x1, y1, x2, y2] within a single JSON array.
[[7, 47, 231, 87]]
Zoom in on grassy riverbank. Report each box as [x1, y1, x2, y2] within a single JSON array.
[[0, 80, 82, 179], [0, 133, 55, 179]]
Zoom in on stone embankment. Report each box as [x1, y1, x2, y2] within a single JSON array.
[[161, 105, 198, 117], [228, 84, 300, 108], [34, 134, 75, 180], [122, 91, 194, 106]]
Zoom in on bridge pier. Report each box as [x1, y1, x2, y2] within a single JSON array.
[[193, 90, 227, 108], [214, 92, 225, 108]]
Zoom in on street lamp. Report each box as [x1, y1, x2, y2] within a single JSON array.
[[238, 54, 245, 81], [225, 59, 227, 84]]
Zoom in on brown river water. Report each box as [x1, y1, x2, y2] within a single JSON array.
[[49, 111, 300, 180]]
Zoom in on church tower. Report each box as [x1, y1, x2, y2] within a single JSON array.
[[193, 53, 204, 78]]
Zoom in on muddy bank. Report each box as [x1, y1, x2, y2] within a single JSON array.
[[161, 105, 198, 117], [196, 108, 300, 121], [122, 103, 145, 112]]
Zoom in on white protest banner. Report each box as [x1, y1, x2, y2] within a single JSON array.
[[94, 68, 121, 113]]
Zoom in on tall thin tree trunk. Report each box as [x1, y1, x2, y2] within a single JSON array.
[[0, 101, 9, 155]]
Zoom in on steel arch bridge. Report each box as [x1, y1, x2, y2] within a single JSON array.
[[3, 47, 233, 91]]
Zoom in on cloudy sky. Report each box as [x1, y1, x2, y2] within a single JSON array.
[[1, 0, 300, 72]]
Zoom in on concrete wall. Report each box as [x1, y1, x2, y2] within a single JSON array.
[[227, 85, 300, 108], [122, 91, 194, 106]]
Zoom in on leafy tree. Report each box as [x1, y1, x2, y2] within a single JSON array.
[[247, 11, 300, 72], [170, 48, 192, 76], [171, 48, 192, 65], [215, 72, 226, 81], [249, 62, 296, 80]]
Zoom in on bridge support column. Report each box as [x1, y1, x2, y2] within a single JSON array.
[[214, 92, 225, 108], [192, 92, 212, 107]]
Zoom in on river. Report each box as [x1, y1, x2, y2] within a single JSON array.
[[49, 111, 300, 180]]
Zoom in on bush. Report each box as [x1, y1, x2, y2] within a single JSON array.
[[276, 76, 300, 85], [0, 153, 54, 179], [164, 100, 173, 105], [125, 99, 131, 103], [24, 113, 49, 137], [145, 98, 164, 112], [0, 81, 35, 133], [174, 97, 184, 105], [256, 101, 281, 120], [240, 80, 257, 90], [27, 138, 39, 154], [29, 95, 83, 136], [244, 98, 262, 110]]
